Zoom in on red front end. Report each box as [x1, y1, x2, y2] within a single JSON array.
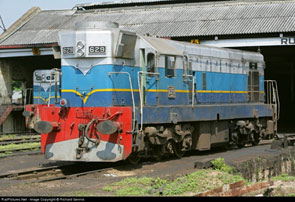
[[37, 106, 132, 162], [24, 104, 51, 130]]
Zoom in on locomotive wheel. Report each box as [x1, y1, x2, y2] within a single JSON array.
[[237, 142, 246, 148], [154, 145, 165, 161], [173, 141, 185, 158], [165, 140, 184, 158], [127, 153, 142, 165], [251, 131, 260, 146]]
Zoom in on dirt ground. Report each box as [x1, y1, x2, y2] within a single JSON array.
[[0, 144, 294, 197]]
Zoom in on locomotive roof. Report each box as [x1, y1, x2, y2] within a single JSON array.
[[1, 0, 295, 48], [141, 36, 183, 56], [142, 35, 264, 61]]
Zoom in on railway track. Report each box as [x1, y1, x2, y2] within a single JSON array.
[[0, 163, 116, 183], [0, 134, 292, 183], [0, 135, 292, 186], [0, 134, 41, 156], [0, 135, 40, 146]]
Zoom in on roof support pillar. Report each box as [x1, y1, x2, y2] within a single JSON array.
[[0, 59, 12, 105]]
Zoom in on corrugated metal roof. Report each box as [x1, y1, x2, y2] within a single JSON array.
[[74, 0, 229, 9], [1, 0, 295, 46], [75, 0, 175, 7]]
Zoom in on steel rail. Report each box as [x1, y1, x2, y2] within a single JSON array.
[[0, 163, 115, 183]]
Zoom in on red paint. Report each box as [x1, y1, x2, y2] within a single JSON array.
[[24, 104, 52, 128], [38, 106, 133, 159]]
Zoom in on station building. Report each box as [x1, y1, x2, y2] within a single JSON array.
[[0, 0, 294, 132]]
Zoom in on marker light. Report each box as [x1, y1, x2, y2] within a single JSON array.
[[60, 98, 67, 107]]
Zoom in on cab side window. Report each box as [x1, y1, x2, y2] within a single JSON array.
[[165, 55, 176, 77], [147, 53, 155, 73]]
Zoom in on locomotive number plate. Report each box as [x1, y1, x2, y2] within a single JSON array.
[[62, 47, 74, 55], [168, 86, 176, 99], [89, 46, 106, 55]]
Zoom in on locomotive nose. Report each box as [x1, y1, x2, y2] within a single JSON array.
[[34, 121, 60, 134]]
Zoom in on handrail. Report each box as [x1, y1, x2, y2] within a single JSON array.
[[48, 68, 61, 107], [48, 72, 52, 107], [24, 88, 32, 105], [264, 80, 280, 121], [108, 72, 136, 132], [183, 75, 195, 108], [137, 71, 160, 131], [274, 80, 280, 121]]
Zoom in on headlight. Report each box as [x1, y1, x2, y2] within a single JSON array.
[[77, 41, 84, 49], [77, 49, 85, 57], [76, 41, 85, 57]]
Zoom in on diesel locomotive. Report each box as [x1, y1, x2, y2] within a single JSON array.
[[23, 69, 61, 130], [24, 21, 279, 163]]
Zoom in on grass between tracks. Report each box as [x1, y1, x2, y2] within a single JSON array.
[[0, 142, 40, 156], [0, 134, 41, 156], [103, 158, 246, 196]]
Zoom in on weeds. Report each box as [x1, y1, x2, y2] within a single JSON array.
[[0, 142, 40, 151], [211, 157, 233, 173], [271, 173, 295, 182], [0, 142, 40, 156], [103, 168, 246, 196]]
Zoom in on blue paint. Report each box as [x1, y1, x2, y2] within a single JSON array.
[[138, 103, 273, 124], [60, 64, 261, 107], [33, 85, 61, 105]]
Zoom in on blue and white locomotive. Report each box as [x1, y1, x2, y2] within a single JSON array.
[[32, 21, 279, 163]]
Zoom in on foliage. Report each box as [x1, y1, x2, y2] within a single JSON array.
[[211, 157, 233, 173], [271, 173, 295, 182], [12, 81, 23, 91], [103, 169, 246, 196]]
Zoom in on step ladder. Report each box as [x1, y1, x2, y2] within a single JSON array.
[[0, 105, 13, 126]]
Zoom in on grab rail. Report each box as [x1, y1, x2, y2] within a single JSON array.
[[137, 71, 160, 131], [183, 75, 195, 108], [265, 80, 280, 121], [24, 88, 33, 105], [108, 72, 136, 132]]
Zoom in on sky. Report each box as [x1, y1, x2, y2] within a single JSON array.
[[0, 0, 112, 34]]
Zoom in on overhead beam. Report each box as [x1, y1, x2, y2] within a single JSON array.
[[0, 48, 53, 58], [200, 37, 295, 48]]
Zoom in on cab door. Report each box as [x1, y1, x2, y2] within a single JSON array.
[[183, 55, 195, 105], [139, 49, 159, 106], [145, 50, 159, 106]]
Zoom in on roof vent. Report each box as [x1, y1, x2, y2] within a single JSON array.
[[75, 21, 119, 30]]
